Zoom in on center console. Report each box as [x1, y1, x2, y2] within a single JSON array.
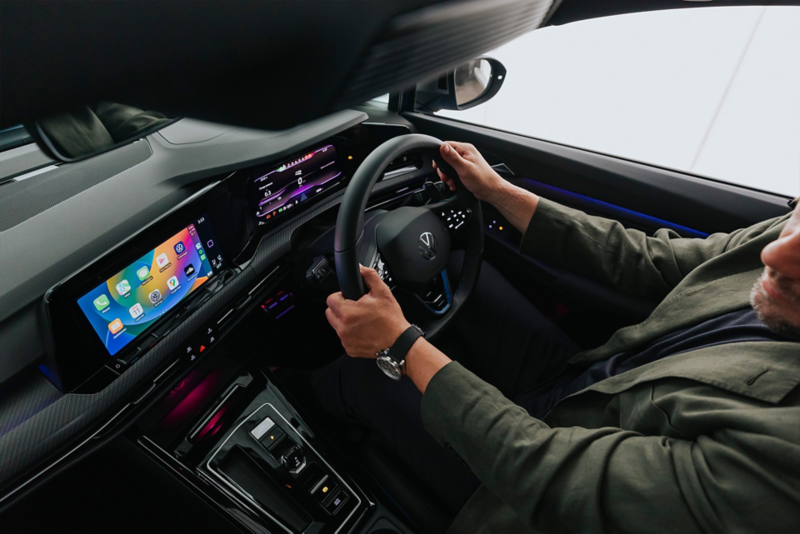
[[129, 265, 410, 533], [135, 330, 373, 532]]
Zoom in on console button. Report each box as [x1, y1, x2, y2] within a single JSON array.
[[250, 417, 275, 440], [315, 481, 338, 505], [262, 427, 287, 452], [324, 489, 349, 514], [107, 358, 128, 374], [204, 325, 217, 346], [281, 445, 306, 474]]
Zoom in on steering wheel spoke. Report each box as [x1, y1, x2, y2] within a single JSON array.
[[416, 270, 452, 314]]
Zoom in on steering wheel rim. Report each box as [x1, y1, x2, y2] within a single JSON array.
[[334, 134, 483, 340]]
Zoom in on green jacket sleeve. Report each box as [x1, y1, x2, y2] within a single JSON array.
[[521, 198, 786, 301], [422, 362, 800, 533]]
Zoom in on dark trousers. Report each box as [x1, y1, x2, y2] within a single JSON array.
[[311, 261, 581, 515]]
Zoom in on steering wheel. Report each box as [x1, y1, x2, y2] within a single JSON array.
[[334, 134, 483, 340]]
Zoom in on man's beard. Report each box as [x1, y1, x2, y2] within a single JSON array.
[[750, 272, 800, 339]]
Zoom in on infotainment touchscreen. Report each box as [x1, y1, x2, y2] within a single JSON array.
[[252, 144, 342, 224], [76, 215, 224, 356]]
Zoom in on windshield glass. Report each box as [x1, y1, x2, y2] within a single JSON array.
[[437, 6, 800, 197]]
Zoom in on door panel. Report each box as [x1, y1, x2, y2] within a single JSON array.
[[405, 112, 792, 347], [406, 113, 791, 233]]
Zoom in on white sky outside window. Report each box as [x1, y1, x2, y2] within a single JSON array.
[[437, 7, 800, 198]]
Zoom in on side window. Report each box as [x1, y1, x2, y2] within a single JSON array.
[[436, 7, 800, 198]]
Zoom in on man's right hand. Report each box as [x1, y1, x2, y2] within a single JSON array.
[[434, 142, 504, 202], [434, 141, 541, 234]]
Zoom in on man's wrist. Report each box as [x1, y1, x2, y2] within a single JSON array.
[[404, 339, 452, 394], [483, 178, 517, 205], [388, 320, 412, 349]]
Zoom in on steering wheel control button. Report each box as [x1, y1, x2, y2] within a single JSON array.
[[281, 445, 306, 474], [439, 206, 471, 234], [372, 254, 394, 286]]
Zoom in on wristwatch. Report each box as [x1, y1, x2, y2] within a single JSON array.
[[376, 325, 425, 380]]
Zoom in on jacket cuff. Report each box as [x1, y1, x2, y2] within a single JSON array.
[[420, 361, 511, 447], [519, 197, 582, 262]]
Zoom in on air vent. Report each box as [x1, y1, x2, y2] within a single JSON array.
[[0, 140, 151, 231]]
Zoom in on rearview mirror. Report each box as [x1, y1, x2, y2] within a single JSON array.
[[26, 102, 175, 162], [415, 57, 507, 112]]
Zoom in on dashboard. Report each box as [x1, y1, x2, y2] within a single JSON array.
[[0, 110, 429, 532]]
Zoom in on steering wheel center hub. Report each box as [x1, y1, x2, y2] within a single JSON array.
[[376, 207, 450, 290]]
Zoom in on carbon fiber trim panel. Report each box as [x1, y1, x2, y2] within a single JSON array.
[[0, 141, 152, 231], [0, 373, 63, 438]]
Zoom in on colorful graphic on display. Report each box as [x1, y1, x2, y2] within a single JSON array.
[[77, 224, 216, 356], [252, 144, 342, 223]]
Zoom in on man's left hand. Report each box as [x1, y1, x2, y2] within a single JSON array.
[[326, 265, 411, 358]]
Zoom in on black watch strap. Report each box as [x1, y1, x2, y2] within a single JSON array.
[[388, 325, 425, 364]]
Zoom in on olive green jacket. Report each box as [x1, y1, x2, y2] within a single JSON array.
[[421, 198, 800, 533]]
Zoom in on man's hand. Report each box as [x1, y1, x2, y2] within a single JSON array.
[[433, 142, 504, 202], [326, 265, 411, 359], [434, 141, 541, 234]]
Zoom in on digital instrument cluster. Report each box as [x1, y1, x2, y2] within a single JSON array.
[[251, 144, 343, 225]]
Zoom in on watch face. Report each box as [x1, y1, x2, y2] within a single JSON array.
[[376, 356, 402, 380]]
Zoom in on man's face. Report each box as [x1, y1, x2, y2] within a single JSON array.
[[751, 200, 800, 338]]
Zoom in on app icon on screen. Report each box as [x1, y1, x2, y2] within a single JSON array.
[[129, 303, 144, 319], [167, 276, 179, 290], [149, 289, 162, 304], [93, 294, 110, 311], [108, 318, 124, 334], [195, 242, 203, 250], [115, 280, 131, 296], [174, 242, 185, 255], [199, 253, 207, 261], [156, 253, 169, 268], [184, 264, 196, 278], [136, 266, 150, 281]]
